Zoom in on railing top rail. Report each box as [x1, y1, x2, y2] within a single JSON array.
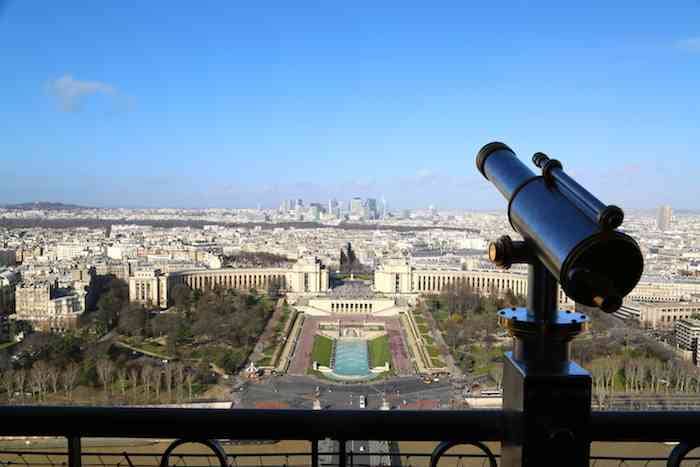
[[0, 406, 504, 441], [1, 406, 700, 443]]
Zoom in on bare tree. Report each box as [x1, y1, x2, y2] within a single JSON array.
[[13, 370, 26, 401], [47, 365, 60, 394], [96, 359, 115, 395], [153, 368, 162, 400], [116, 367, 128, 398], [32, 361, 51, 401], [2, 369, 14, 401], [62, 363, 80, 401], [185, 371, 194, 401], [141, 365, 153, 401], [29, 366, 45, 401], [163, 364, 173, 401], [173, 362, 185, 402], [129, 366, 140, 401], [489, 364, 503, 390]]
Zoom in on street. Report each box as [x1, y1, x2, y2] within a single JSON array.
[[234, 374, 461, 410]]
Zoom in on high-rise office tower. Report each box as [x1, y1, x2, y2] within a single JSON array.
[[328, 198, 338, 214], [350, 197, 365, 219], [366, 198, 378, 219], [657, 205, 673, 231]]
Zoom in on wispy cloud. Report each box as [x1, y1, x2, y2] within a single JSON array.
[[416, 168, 434, 179], [47, 74, 123, 112], [676, 37, 700, 52]]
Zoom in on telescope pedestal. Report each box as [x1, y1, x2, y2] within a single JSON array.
[[501, 354, 591, 466], [499, 261, 592, 467]]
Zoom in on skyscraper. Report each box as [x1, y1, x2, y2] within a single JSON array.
[[657, 205, 673, 231], [350, 197, 365, 219], [366, 198, 378, 220]]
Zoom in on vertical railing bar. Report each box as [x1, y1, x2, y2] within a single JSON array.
[[311, 440, 319, 467], [339, 440, 346, 467], [67, 437, 81, 467], [122, 452, 135, 467]]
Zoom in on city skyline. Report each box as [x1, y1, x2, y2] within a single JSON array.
[[1, 2, 699, 209]]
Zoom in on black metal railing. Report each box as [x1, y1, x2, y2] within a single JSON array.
[[1, 407, 700, 466], [2, 450, 700, 467]]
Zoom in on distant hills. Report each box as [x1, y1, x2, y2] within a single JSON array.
[[2, 201, 91, 211]]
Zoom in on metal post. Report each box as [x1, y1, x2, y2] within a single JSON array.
[[311, 440, 319, 467], [527, 259, 559, 324], [339, 440, 347, 467], [67, 436, 81, 467], [500, 258, 592, 466]]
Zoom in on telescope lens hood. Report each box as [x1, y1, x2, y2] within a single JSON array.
[[476, 142, 514, 178]]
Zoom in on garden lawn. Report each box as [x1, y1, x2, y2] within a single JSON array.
[[311, 335, 333, 367], [368, 335, 391, 368]]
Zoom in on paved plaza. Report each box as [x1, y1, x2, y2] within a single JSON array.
[[286, 314, 414, 376]]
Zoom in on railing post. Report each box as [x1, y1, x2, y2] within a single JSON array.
[[67, 436, 81, 467], [339, 440, 346, 467], [500, 260, 591, 466], [311, 440, 319, 467]]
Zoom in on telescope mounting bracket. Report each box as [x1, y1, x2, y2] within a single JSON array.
[[489, 235, 589, 368]]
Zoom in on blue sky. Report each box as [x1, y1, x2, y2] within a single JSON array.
[[1, 2, 698, 209]]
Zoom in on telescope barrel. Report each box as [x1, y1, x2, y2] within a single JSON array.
[[476, 142, 537, 200], [476, 142, 643, 312]]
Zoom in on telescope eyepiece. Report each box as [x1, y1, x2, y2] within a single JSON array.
[[598, 205, 624, 230], [532, 152, 549, 168]]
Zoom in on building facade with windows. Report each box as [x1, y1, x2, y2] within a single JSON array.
[[128, 269, 169, 309], [14, 281, 86, 332], [135, 256, 331, 309], [635, 302, 700, 329], [374, 257, 573, 307]]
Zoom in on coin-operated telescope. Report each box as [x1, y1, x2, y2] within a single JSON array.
[[475, 142, 643, 467], [477, 142, 643, 313]]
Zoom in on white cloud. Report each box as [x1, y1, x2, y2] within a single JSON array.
[[47, 74, 119, 112], [676, 37, 700, 52]]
